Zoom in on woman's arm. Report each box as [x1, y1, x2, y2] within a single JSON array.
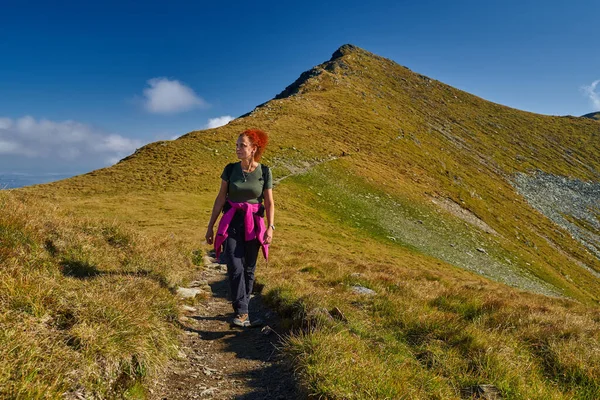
[[205, 179, 228, 245], [263, 188, 274, 244]]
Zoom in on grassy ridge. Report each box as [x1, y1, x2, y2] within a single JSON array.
[[0, 192, 192, 398], [39, 46, 600, 300], [14, 44, 600, 397]]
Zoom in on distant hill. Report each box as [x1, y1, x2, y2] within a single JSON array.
[[582, 111, 600, 120], [19, 44, 600, 398]]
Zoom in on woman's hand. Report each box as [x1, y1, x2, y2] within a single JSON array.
[[205, 227, 214, 245], [263, 227, 273, 245]]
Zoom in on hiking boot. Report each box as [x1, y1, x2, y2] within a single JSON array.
[[232, 313, 251, 327]]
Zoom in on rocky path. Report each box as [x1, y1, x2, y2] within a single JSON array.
[[150, 256, 300, 400]]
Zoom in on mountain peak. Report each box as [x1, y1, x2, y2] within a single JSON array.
[[272, 44, 375, 101], [330, 44, 363, 60]]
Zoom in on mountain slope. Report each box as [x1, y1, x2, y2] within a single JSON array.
[[39, 44, 600, 301], [582, 111, 600, 120], [18, 44, 600, 398]]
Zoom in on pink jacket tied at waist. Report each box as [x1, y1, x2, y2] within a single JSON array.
[[214, 200, 268, 261]]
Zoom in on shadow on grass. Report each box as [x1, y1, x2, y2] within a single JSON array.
[[59, 259, 169, 288], [60, 259, 101, 278]]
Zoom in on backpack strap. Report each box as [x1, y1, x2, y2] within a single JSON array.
[[221, 163, 236, 214], [223, 162, 235, 182], [261, 164, 270, 189]]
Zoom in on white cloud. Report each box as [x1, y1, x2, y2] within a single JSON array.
[[143, 77, 207, 114], [0, 116, 142, 166], [105, 156, 122, 166], [99, 134, 140, 153], [205, 115, 234, 129], [0, 140, 22, 154], [0, 118, 12, 130], [581, 80, 600, 110]]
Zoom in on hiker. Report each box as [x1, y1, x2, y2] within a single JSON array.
[[205, 129, 274, 327]]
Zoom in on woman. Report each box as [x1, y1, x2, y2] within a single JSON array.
[[205, 129, 274, 327]]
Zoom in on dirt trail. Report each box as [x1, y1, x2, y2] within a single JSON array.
[[150, 258, 300, 400]]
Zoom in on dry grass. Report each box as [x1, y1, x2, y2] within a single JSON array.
[[0, 191, 193, 398]]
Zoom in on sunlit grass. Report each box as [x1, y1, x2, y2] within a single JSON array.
[[0, 192, 191, 398], [10, 45, 600, 398]]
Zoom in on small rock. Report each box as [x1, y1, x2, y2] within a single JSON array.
[[307, 307, 334, 323], [177, 350, 187, 360], [188, 280, 205, 287], [330, 307, 348, 322], [200, 387, 218, 397], [261, 325, 274, 336], [203, 366, 218, 376], [202, 255, 216, 265], [476, 248, 487, 254], [181, 305, 197, 312], [177, 287, 202, 299], [351, 285, 377, 296]]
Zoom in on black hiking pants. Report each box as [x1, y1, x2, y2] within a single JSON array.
[[224, 211, 260, 315]]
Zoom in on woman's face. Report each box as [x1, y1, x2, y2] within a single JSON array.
[[236, 135, 256, 160]]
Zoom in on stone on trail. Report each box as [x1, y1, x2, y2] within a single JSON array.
[[203, 366, 218, 376], [261, 325, 274, 336], [351, 285, 377, 296], [181, 305, 197, 312], [200, 387, 218, 397], [202, 255, 216, 265], [176, 287, 203, 299]]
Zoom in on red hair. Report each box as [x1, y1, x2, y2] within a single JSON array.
[[240, 129, 269, 161]]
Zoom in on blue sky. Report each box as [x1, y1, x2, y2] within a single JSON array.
[[1, 0, 599, 177]]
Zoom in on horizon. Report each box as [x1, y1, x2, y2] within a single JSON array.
[[1, 0, 599, 183]]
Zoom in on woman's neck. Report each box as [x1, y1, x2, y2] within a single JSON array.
[[240, 159, 255, 171]]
